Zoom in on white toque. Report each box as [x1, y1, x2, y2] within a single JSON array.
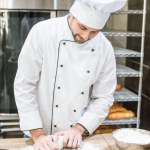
[[70, 0, 127, 29]]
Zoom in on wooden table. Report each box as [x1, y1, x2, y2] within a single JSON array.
[[0, 134, 119, 150]]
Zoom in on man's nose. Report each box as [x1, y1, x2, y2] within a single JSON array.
[[82, 32, 90, 41]]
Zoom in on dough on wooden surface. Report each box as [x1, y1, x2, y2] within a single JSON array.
[[19, 136, 64, 150]]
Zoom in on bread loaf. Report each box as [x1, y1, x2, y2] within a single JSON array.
[[109, 104, 127, 114], [108, 102, 135, 120], [116, 83, 122, 91], [108, 110, 135, 120], [93, 125, 117, 135]]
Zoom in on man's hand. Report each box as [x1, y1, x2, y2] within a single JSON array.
[[54, 124, 86, 149], [30, 129, 59, 150], [33, 135, 59, 150]]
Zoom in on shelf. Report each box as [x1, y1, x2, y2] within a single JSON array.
[[102, 117, 138, 125], [1, 127, 21, 133], [114, 10, 143, 14], [0, 122, 19, 127], [0, 114, 19, 120], [117, 64, 141, 77], [114, 88, 139, 102], [114, 47, 142, 57], [103, 31, 142, 37]]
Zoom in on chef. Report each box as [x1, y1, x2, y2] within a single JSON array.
[[14, 0, 127, 149]]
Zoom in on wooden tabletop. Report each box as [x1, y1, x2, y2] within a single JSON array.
[[0, 134, 119, 150]]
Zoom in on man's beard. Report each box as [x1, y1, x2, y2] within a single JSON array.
[[73, 34, 86, 44]]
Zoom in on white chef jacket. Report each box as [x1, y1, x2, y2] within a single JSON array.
[[14, 15, 116, 136]]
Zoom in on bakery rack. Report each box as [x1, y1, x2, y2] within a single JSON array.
[[103, 118, 137, 125], [103, 31, 142, 37], [102, 0, 147, 127], [114, 88, 140, 102], [114, 47, 142, 57]]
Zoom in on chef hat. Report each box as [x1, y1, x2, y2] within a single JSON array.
[[70, 0, 127, 29]]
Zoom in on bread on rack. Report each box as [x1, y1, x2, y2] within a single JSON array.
[[115, 83, 122, 91], [108, 110, 135, 120], [109, 102, 127, 113], [108, 102, 135, 120], [93, 125, 117, 135]]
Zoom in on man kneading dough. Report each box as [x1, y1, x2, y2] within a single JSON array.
[[14, 0, 127, 149]]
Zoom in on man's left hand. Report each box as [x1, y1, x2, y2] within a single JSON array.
[[54, 124, 86, 149]]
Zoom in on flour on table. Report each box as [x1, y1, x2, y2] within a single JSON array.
[[19, 146, 33, 150], [19, 136, 104, 150], [78, 142, 105, 150], [19, 136, 64, 150]]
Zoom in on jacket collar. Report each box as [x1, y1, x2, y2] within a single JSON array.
[[63, 15, 75, 42], [62, 15, 101, 48]]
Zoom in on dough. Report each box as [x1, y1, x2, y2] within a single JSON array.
[[20, 137, 105, 150], [78, 142, 105, 150], [20, 136, 64, 150], [19, 146, 34, 150], [56, 136, 64, 150]]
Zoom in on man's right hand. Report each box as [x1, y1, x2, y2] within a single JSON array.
[[33, 135, 59, 150], [30, 129, 59, 150]]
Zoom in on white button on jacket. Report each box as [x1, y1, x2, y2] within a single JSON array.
[[14, 15, 116, 136]]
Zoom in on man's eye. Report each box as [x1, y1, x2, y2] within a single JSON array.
[[91, 31, 99, 34], [80, 25, 86, 30]]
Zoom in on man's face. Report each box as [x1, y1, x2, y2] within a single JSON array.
[[69, 15, 100, 44]]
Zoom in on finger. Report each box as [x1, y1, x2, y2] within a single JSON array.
[[63, 135, 69, 148], [46, 135, 53, 141], [47, 141, 59, 150], [77, 136, 82, 148], [42, 143, 52, 150], [37, 145, 45, 150], [38, 141, 50, 150], [67, 135, 74, 148], [72, 136, 79, 148], [34, 143, 40, 150], [57, 136, 64, 149], [39, 147, 45, 150], [51, 135, 59, 143]]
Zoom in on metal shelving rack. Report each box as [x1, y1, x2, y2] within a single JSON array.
[[103, 0, 147, 127], [114, 47, 142, 57], [103, 31, 142, 37], [114, 88, 140, 102], [103, 118, 137, 125], [116, 64, 141, 77]]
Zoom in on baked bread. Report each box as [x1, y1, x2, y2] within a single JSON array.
[[93, 125, 117, 135], [108, 110, 135, 120], [109, 105, 127, 113], [108, 102, 135, 120], [116, 83, 122, 91], [109, 102, 127, 113]]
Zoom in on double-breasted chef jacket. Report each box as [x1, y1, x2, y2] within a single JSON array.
[[14, 15, 116, 136]]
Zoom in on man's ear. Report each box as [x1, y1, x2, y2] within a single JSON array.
[[69, 13, 75, 19]]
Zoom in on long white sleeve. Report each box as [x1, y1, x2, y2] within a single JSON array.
[[14, 23, 44, 130], [78, 43, 116, 134]]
